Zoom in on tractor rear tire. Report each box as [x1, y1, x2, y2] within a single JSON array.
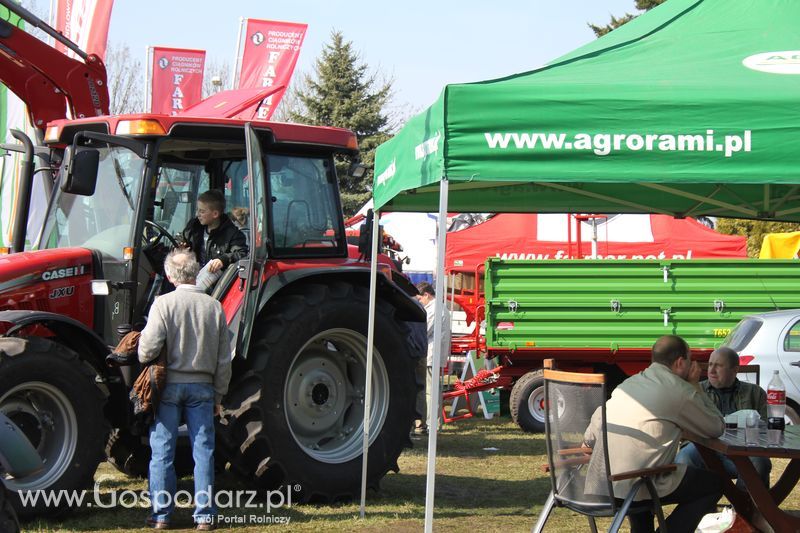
[[0, 480, 19, 533], [219, 281, 419, 501], [105, 428, 195, 479], [510, 370, 546, 433], [0, 337, 108, 518]]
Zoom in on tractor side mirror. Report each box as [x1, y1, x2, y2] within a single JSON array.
[[348, 161, 367, 179], [61, 145, 99, 196]]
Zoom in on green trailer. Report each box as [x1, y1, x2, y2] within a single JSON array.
[[480, 258, 800, 432]]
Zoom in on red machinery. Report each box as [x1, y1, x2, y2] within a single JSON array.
[[0, 2, 423, 518]]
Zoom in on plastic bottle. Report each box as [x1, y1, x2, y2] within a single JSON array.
[[767, 370, 787, 420]]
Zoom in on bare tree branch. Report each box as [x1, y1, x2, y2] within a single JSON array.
[[105, 41, 143, 114], [202, 58, 231, 99], [271, 74, 308, 122]]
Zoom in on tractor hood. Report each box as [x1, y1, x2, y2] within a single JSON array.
[[0, 248, 94, 292], [0, 248, 96, 331]]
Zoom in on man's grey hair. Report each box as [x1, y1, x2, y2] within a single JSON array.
[[164, 249, 200, 285]]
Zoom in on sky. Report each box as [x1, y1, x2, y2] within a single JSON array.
[[106, 0, 640, 116]]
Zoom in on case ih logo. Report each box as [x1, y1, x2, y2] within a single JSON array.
[[42, 265, 86, 281], [251, 31, 265, 46], [158, 57, 169, 69]]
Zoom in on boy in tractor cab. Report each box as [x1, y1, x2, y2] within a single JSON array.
[[180, 190, 248, 289]]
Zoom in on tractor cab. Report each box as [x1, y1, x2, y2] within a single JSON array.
[[39, 116, 353, 350]]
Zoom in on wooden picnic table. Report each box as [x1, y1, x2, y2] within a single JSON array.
[[686, 425, 800, 532]]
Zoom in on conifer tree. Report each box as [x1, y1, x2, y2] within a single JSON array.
[[589, 0, 664, 37], [289, 31, 392, 215]]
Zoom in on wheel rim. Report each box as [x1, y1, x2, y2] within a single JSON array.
[[528, 385, 547, 424], [284, 328, 389, 464], [1, 382, 78, 491], [528, 385, 565, 424]]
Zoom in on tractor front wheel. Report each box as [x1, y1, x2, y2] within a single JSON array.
[[0, 337, 107, 518]]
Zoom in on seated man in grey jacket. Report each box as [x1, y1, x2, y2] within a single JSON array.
[[676, 346, 771, 488], [584, 335, 724, 533], [138, 249, 232, 530]]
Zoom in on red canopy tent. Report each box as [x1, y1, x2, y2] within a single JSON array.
[[446, 213, 747, 274]]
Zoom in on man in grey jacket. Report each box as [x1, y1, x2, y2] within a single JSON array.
[[584, 335, 724, 533], [139, 249, 232, 530]]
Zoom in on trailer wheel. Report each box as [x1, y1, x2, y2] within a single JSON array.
[[510, 370, 546, 433], [0, 337, 107, 518], [105, 428, 194, 479], [0, 481, 19, 533], [220, 282, 419, 501]]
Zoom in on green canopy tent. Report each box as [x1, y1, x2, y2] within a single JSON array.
[[374, 0, 800, 219], [358, 0, 800, 528]]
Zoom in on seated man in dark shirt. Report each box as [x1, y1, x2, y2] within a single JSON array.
[[181, 190, 248, 285], [676, 346, 771, 487]]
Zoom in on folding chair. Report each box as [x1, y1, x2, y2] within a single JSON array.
[[533, 360, 674, 533]]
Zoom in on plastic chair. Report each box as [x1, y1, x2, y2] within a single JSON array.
[[533, 359, 674, 533]]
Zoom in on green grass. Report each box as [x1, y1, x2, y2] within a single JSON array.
[[20, 416, 800, 532]]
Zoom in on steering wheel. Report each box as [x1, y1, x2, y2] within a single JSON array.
[[143, 219, 180, 251]]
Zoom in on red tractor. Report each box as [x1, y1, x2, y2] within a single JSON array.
[[0, 2, 422, 518]]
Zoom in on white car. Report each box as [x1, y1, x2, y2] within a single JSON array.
[[722, 309, 800, 424]]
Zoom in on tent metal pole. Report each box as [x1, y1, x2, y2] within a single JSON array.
[[638, 183, 757, 216], [771, 186, 799, 212], [425, 178, 449, 533], [536, 182, 673, 215], [359, 209, 380, 518]]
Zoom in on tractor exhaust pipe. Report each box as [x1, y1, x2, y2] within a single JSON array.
[[10, 129, 34, 253]]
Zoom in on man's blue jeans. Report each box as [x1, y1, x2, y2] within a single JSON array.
[[676, 442, 771, 489], [148, 382, 216, 525]]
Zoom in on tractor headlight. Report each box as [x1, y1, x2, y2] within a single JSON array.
[[91, 280, 111, 296]]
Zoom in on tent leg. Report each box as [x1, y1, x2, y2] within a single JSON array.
[[424, 178, 449, 533], [359, 209, 380, 518]]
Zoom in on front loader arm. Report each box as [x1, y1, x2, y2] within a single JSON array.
[[0, 0, 109, 131]]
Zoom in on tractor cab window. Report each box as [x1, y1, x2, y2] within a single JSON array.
[[41, 146, 145, 260], [222, 159, 250, 234], [150, 159, 251, 247], [151, 163, 210, 237], [268, 154, 345, 257]]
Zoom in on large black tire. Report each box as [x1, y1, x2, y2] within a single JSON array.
[[510, 370, 546, 433], [218, 282, 419, 501], [0, 481, 19, 533], [105, 428, 194, 479], [0, 337, 108, 518]]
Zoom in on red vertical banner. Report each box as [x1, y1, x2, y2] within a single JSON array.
[[52, 0, 114, 59], [148, 47, 206, 115], [235, 18, 307, 119]]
